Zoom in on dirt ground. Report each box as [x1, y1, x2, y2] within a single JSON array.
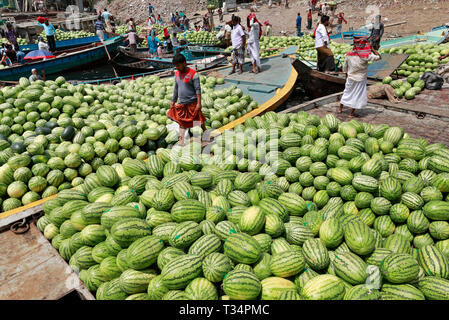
[[98, 0, 449, 38], [208, 0, 449, 38]]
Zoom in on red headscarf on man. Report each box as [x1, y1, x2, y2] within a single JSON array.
[[247, 13, 263, 38], [346, 36, 371, 58]]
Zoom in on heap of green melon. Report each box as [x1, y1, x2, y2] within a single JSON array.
[[37, 110, 449, 300]]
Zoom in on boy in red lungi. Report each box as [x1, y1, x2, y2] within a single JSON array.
[[168, 53, 206, 145]]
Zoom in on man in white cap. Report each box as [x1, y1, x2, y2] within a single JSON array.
[[29, 68, 46, 82]]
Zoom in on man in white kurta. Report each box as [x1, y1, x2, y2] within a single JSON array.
[[339, 36, 381, 117], [248, 16, 261, 73]]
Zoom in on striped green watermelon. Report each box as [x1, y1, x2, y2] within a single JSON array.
[[161, 254, 203, 289], [301, 274, 346, 300], [223, 270, 262, 300], [184, 277, 218, 300], [224, 232, 262, 264], [332, 251, 368, 285], [380, 253, 419, 284], [417, 245, 449, 279]]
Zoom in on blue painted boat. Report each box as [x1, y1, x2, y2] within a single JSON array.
[[0, 36, 125, 82], [330, 30, 370, 41], [19, 35, 112, 53]]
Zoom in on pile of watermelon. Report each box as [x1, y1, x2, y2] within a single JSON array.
[[0, 74, 252, 213], [381, 73, 426, 100], [381, 42, 449, 77], [180, 31, 221, 46], [37, 29, 95, 42], [36, 110, 449, 300]]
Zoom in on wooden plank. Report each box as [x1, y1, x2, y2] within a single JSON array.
[[0, 224, 93, 300]]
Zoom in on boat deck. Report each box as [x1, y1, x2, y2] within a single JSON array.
[[282, 88, 449, 146], [0, 222, 94, 300], [208, 46, 298, 106]]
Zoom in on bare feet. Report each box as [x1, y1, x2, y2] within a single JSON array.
[[337, 105, 343, 113], [229, 70, 236, 75]]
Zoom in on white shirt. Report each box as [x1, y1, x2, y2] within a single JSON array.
[[248, 19, 260, 44], [315, 24, 330, 48], [231, 24, 245, 48], [127, 32, 137, 45], [171, 35, 179, 47], [343, 53, 381, 82], [38, 41, 49, 51]]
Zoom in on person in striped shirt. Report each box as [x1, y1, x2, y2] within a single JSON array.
[[168, 54, 206, 145]]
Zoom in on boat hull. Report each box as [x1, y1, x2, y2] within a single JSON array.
[[0, 36, 125, 81]]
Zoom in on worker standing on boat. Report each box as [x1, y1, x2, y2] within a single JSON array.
[[314, 15, 335, 72], [29, 68, 46, 82], [369, 15, 384, 50], [5, 23, 19, 52], [296, 12, 302, 37], [127, 30, 138, 52], [101, 9, 112, 32], [128, 18, 137, 32], [248, 13, 261, 74], [36, 18, 56, 52], [230, 16, 246, 75], [339, 36, 381, 117], [147, 30, 162, 57], [168, 53, 206, 146], [171, 33, 180, 49], [95, 16, 106, 42]]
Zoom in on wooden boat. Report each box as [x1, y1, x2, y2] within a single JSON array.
[[111, 59, 155, 74], [293, 53, 409, 99], [0, 36, 125, 82], [144, 53, 228, 70], [18, 34, 112, 53], [186, 45, 231, 57], [117, 44, 190, 61], [292, 59, 346, 99]]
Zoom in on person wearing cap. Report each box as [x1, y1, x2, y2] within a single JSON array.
[[36, 18, 56, 52], [369, 15, 384, 50], [38, 36, 49, 51], [29, 68, 46, 82], [264, 21, 272, 36], [339, 36, 381, 117]]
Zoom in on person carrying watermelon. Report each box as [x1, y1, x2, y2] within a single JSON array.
[[36, 17, 56, 52], [168, 54, 206, 146], [338, 36, 381, 117]]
